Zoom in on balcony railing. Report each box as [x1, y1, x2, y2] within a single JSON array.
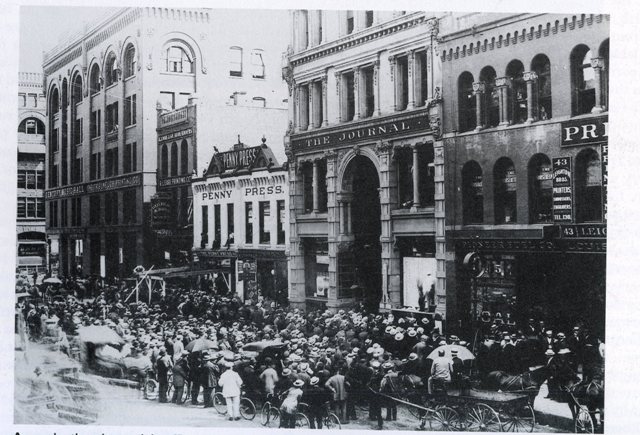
[[159, 106, 188, 127]]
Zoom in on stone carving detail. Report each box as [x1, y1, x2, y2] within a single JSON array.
[[429, 115, 442, 140], [375, 141, 393, 157]]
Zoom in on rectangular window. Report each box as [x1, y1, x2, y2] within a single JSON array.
[[29, 93, 38, 107], [259, 201, 271, 244], [230, 47, 243, 77], [104, 192, 118, 225], [51, 128, 59, 152], [73, 158, 83, 184], [251, 50, 265, 79], [71, 197, 77, 226], [397, 55, 409, 110], [201, 205, 209, 247], [123, 143, 131, 174], [19, 93, 26, 107], [245, 202, 253, 244], [106, 102, 119, 133], [123, 189, 137, 224], [346, 11, 354, 34], [317, 160, 328, 213], [90, 152, 101, 180], [124, 94, 137, 127], [74, 118, 83, 145], [27, 197, 36, 217], [344, 71, 355, 121], [90, 110, 101, 138], [89, 195, 100, 225], [363, 66, 375, 118], [37, 197, 45, 219], [365, 10, 374, 27], [418, 51, 428, 106], [17, 198, 26, 218], [302, 163, 313, 213], [159, 92, 175, 110], [312, 81, 323, 127], [213, 204, 221, 249], [277, 200, 285, 245], [60, 199, 68, 227], [17, 171, 25, 189], [105, 148, 118, 177], [37, 170, 45, 189], [227, 204, 234, 244], [26, 171, 36, 189]]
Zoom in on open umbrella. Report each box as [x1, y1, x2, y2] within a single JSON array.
[[427, 344, 475, 361], [185, 337, 218, 353]]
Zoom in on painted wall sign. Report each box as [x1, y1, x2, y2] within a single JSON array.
[[17, 243, 47, 257], [561, 115, 608, 147], [558, 224, 607, 239], [158, 128, 193, 143], [456, 238, 606, 254], [552, 157, 573, 223], [601, 143, 608, 222], [45, 173, 143, 199], [291, 113, 430, 151], [159, 175, 193, 187], [150, 193, 173, 229]]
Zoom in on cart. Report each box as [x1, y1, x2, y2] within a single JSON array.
[[561, 385, 603, 434]]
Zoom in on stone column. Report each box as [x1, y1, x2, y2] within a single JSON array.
[[335, 72, 343, 123], [495, 77, 510, 126], [389, 56, 398, 111], [590, 57, 605, 114], [293, 85, 300, 132], [472, 81, 485, 131], [373, 59, 381, 116], [407, 50, 416, 109], [375, 141, 396, 310], [411, 144, 421, 208], [312, 159, 319, 213], [354, 66, 361, 120], [308, 82, 315, 129], [523, 71, 537, 124], [322, 75, 329, 126]]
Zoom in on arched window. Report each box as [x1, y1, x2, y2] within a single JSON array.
[[123, 44, 136, 79], [105, 52, 118, 87], [89, 64, 101, 95], [462, 161, 483, 224], [72, 74, 83, 104], [575, 148, 603, 222], [49, 88, 59, 114], [164, 42, 194, 74], [494, 157, 517, 224], [480, 66, 499, 128], [458, 72, 475, 132], [531, 54, 552, 120], [18, 117, 45, 134], [161, 144, 168, 178], [170, 142, 178, 176], [528, 154, 553, 223], [180, 139, 189, 174], [571, 44, 596, 115], [599, 39, 609, 110], [506, 60, 526, 124]]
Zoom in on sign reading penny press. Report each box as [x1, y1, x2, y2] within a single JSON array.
[[552, 157, 573, 222], [561, 115, 608, 147]]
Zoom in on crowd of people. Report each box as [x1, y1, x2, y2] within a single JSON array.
[[17, 277, 605, 430]]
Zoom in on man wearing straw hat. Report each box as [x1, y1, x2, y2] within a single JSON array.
[[219, 360, 243, 420]]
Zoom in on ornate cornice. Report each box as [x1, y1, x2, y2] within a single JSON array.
[[289, 12, 431, 68], [441, 13, 609, 63]]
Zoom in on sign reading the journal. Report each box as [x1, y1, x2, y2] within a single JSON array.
[[291, 115, 429, 151], [561, 115, 608, 147], [552, 157, 573, 222]]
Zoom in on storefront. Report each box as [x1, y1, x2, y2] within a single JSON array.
[[192, 138, 289, 303]]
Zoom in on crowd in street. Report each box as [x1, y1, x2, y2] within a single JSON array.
[[17, 278, 605, 430]]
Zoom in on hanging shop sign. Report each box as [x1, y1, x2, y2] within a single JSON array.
[[601, 143, 608, 222], [150, 193, 173, 229], [552, 157, 573, 223], [561, 115, 608, 147], [159, 174, 193, 188]]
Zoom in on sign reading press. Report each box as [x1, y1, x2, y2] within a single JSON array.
[[561, 115, 608, 147]]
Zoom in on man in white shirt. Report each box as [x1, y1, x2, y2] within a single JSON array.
[[218, 361, 243, 421], [427, 350, 452, 394]]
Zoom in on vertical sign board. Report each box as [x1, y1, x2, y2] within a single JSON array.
[[601, 144, 608, 222], [100, 255, 106, 278], [552, 157, 573, 222]]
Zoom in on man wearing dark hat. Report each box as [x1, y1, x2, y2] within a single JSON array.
[[156, 347, 173, 403], [171, 350, 190, 404], [367, 361, 384, 430], [303, 376, 332, 429], [201, 353, 218, 408]]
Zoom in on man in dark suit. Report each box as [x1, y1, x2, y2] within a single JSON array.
[[202, 353, 219, 408]]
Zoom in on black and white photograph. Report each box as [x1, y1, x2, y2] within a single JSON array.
[[8, 1, 634, 434]]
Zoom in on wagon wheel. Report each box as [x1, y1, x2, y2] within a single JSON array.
[[465, 403, 502, 432], [428, 406, 462, 431], [500, 403, 535, 432], [213, 392, 227, 414], [575, 406, 594, 434]]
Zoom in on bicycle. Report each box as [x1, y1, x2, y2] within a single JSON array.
[[260, 393, 281, 427], [213, 389, 257, 420], [298, 401, 341, 429]]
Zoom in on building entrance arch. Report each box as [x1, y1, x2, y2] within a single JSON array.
[[338, 154, 382, 310]]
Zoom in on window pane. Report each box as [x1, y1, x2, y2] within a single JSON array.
[[17, 171, 25, 189], [17, 198, 26, 218], [251, 51, 265, 78], [230, 47, 243, 77]]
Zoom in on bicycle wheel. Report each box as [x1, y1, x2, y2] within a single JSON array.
[[464, 403, 502, 432], [575, 406, 594, 434], [213, 393, 227, 414], [240, 397, 256, 420], [144, 379, 158, 400], [261, 403, 272, 426], [295, 412, 311, 428], [429, 406, 462, 431], [324, 413, 341, 430], [267, 408, 281, 427], [501, 403, 536, 432]]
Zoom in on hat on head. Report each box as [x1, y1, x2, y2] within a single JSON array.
[[382, 361, 394, 370], [408, 329, 417, 337], [557, 332, 566, 339], [439, 340, 447, 346], [371, 360, 381, 368], [545, 349, 555, 356], [421, 317, 429, 325], [408, 353, 418, 361], [394, 332, 404, 341], [282, 368, 292, 376], [451, 349, 458, 355], [293, 379, 305, 388], [310, 376, 319, 386], [558, 348, 571, 355]]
